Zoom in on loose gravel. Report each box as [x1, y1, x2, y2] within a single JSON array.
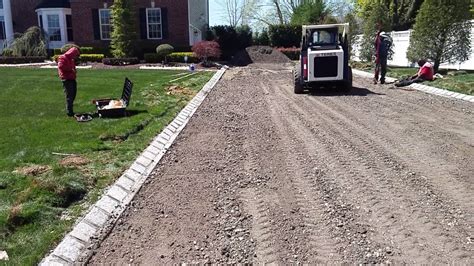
[[88, 63, 473, 264]]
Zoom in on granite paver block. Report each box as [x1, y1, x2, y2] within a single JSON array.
[[116, 175, 135, 191], [107, 185, 129, 202], [84, 207, 111, 228], [52, 236, 85, 262], [95, 195, 120, 214], [131, 162, 147, 174], [70, 221, 98, 243], [136, 156, 152, 167]]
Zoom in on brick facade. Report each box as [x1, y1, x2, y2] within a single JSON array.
[[70, 0, 190, 51], [11, 0, 41, 33]]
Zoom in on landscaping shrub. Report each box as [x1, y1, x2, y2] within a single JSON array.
[[168, 52, 199, 63], [79, 54, 105, 62], [102, 57, 139, 65], [0, 56, 46, 64], [277, 47, 300, 60], [1, 48, 13, 56], [156, 44, 174, 63], [209, 25, 252, 59], [268, 24, 301, 48], [254, 30, 270, 46], [80, 47, 94, 54], [192, 41, 221, 65], [60, 43, 80, 54], [144, 53, 162, 63], [10, 26, 47, 57]]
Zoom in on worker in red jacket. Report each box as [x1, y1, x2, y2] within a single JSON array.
[[395, 59, 434, 87], [58, 47, 80, 117]]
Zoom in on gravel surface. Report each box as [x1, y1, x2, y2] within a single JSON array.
[[89, 63, 473, 264]]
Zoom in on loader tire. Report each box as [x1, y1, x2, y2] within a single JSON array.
[[343, 67, 353, 93], [294, 68, 304, 94]]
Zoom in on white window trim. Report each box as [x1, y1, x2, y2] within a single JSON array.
[[47, 14, 61, 42], [146, 8, 162, 40], [99, 8, 111, 40]]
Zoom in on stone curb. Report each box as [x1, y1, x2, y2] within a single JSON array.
[[352, 69, 474, 103], [39, 66, 228, 265]]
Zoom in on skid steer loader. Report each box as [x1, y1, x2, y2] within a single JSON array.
[[293, 23, 352, 94]]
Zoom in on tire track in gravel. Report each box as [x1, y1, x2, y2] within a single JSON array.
[[266, 74, 473, 263], [316, 95, 474, 214], [259, 77, 394, 263]]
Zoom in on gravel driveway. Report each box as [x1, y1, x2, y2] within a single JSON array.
[[89, 63, 473, 264]]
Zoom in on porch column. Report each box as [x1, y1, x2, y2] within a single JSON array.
[[3, 0, 14, 44]]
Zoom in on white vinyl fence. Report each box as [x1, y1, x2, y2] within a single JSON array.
[[352, 21, 474, 70]]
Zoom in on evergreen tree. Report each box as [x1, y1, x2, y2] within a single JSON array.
[[407, 0, 472, 72], [360, 1, 391, 62], [290, 0, 330, 25], [110, 0, 137, 58]]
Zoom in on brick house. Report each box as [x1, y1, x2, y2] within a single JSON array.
[[0, 0, 209, 53]]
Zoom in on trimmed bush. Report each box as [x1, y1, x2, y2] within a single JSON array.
[[268, 25, 301, 48], [60, 44, 80, 54], [277, 47, 300, 60], [144, 53, 162, 63], [0, 56, 46, 64], [80, 54, 105, 62], [168, 52, 199, 63], [102, 57, 139, 65], [80, 47, 94, 54]]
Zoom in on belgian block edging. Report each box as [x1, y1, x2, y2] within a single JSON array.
[[40, 66, 228, 265], [352, 69, 474, 103]]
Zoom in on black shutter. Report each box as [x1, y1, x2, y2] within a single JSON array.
[[139, 8, 147, 39], [92, 9, 100, 40], [161, 8, 168, 39]]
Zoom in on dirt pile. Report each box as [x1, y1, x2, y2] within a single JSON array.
[[231, 46, 291, 66]]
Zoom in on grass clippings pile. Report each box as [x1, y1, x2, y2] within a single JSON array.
[[13, 165, 51, 176], [166, 85, 195, 97], [59, 155, 90, 168], [231, 46, 291, 66]]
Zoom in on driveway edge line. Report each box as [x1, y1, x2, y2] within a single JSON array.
[[40, 66, 228, 265], [352, 69, 474, 103]]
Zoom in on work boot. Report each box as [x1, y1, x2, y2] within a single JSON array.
[[373, 78, 378, 84], [380, 78, 385, 84]]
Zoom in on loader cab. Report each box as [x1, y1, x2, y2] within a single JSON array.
[[294, 23, 352, 94]]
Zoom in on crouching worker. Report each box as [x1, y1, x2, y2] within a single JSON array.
[[395, 59, 434, 87], [58, 47, 80, 117]]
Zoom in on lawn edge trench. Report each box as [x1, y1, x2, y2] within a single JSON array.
[[352, 69, 474, 103], [39, 67, 228, 265]]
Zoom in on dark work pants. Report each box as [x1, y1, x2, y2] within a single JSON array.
[[375, 56, 388, 82], [395, 77, 425, 87], [62, 80, 77, 115]]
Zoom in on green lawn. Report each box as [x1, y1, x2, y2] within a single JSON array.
[[0, 67, 214, 265], [350, 61, 474, 95]]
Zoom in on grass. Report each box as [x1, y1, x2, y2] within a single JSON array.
[[0, 67, 214, 265], [350, 61, 474, 95]]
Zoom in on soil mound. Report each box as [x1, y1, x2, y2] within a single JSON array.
[[14, 165, 51, 176], [60, 155, 90, 167], [231, 46, 291, 66]]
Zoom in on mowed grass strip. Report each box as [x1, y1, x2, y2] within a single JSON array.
[[0, 67, 214, 265]]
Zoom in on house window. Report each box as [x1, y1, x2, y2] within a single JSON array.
[[0, 1, 3, 9], [99, 9, 111, 40], [47, 14, 61, 41], [66, 14, 73, 41], [0, 16, 5, 40], [146, 8, 162, 39]]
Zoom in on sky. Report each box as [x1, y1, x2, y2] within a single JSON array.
[[209, 0, 227, 26]]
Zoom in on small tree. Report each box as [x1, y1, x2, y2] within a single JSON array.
[[359, 1, 392, 62], [407, 0, 472, 72], [110, 0, 137, 58], [10, 26, 47, 57], [290, 0, 329, 25], [156, 44, 174, 64], [192, 41, 221, 66]]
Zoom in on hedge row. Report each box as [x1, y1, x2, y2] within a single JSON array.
[[52, 54, 105, 63], [102, 57, 139, 65], [54, 46, 98, 55], [144, 52, 199, 63], [207, 25, 252, 60], [268, 25, 301, 48], [0, 56, 46, 64]]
